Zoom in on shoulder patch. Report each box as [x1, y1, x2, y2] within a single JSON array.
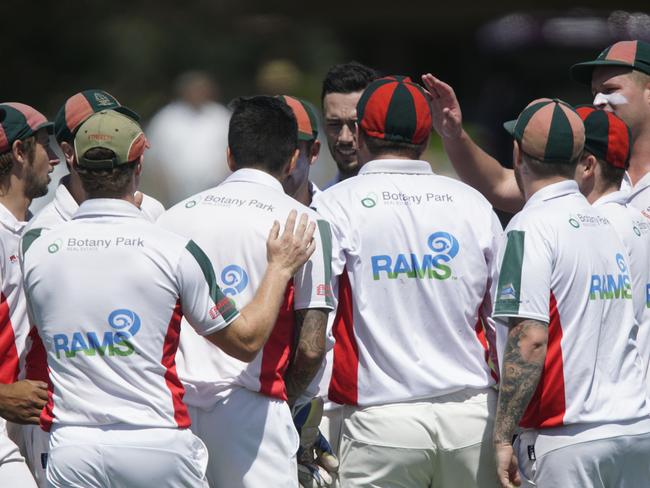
[[21, 228, 43, 255]]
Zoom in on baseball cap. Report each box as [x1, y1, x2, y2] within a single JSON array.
[[277, 95, 319, 141], [54, 89, 140, 144], [570, 40, 650, 85], [504, 98, 585, 164], [575, 106, 631, 169], [74, 110, 148, 169], [0, 103, 53, 154], [357, 75, 432, 144]]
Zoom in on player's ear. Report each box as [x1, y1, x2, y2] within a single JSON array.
[[226, 147, 237, 172], [512, 140, 522, 168], [60, 141, 75, 165], [286, 148, 299, 176], [134, 155, 143, 176], [310, 140, 321, 166]]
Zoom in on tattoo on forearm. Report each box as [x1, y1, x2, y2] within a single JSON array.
[[285, 308, 327, 406], [493, 319, 548, 445]]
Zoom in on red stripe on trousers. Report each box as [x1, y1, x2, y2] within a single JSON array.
[[328, 268, 358, 405], [259, 281, 295, 400], [162, 300, 190, 428], [520, 292, 566, 428]]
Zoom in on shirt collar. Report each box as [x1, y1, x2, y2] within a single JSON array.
[[524, 180, 581, 209], [0, 202, 28, 234], [593, 190, 628, 208], [358, 159, 433, 176], [627, 171, 650, 200], [53, 180, 80, 221], [73, 198, 145, 221], [222, 168, 284, 193]]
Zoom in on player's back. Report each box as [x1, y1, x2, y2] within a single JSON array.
[[22, 199, 202, 430], [159, 168, 332, 406], [495, 184, 648, 428], [314, 160, 502, 407]]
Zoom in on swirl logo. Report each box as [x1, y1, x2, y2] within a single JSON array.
[[361, 193, 377, 208], [427, 232, 460, 262], [634, 226, 641, 236], [221, 265, 249, 296], [107, 309, 141, 339], [185, 199, 198, 208], [616, 253, 627, 273], [48, 239, 62, 254], [569, 217, 580, 228]]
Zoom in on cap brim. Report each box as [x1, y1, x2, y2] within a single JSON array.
[[503, 119, 517, 136], [114, 105, 141, 122], [570, 60, 635, 85], [35, 121, 55, 135]]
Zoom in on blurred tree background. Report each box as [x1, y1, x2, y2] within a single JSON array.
[[3, 1, 649, 207]]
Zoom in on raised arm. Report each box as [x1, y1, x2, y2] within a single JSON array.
[[493, 318, 548, 488], [421, 73, 524, 213]]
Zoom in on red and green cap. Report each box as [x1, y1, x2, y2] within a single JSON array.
[[0, 102, 53, 155], [54, 89, 140, 145], [575, 105, 631, 170], [74, 110, 149, 169], [277, 95, 318, 141], [357, 75, 432, 144], [570, 40, 650, 85], [504, 98, 585, 164]]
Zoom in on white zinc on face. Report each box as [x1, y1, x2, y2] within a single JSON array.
[[593, 92, 629, 109]]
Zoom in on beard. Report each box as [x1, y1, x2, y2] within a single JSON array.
[[24, 160, 50, 200]]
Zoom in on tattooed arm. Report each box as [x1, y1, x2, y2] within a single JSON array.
[[285, 308, 328, 407], [494, 318, 548, 488]]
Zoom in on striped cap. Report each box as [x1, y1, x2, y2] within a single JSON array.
[[357, 76, 432, 144], [277, 95, 318, 141], [54, 89, 140, 144], [575, 106, 631, 170], [74, 110, 149, 169], [0, 103, 53, 155], [504, 98, 585, 164], [571, 40, 650, 85]]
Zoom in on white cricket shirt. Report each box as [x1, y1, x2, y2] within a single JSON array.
[[623, 171, 650, 218], [21, 199, 239, 430], [312, 159, 502, 407], [158, 168, 334, 408], [593, 190, 650, 396], [0, 204, 30, 387], [494, 181, 649, 429]]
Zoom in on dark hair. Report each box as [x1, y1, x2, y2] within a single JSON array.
[[321, 61, 380, 102], [228, 96, 298, 175], [521, 151, 576, 179], [0, 136, 36, 177], [76, 148, 138, 198], [360, 132, 427, 160], [595, 156, 626, 188]]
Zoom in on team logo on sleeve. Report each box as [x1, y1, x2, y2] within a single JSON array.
[[220, 264, 249, 296], [371, 232, 460, 280], [52, 309, 141, 359], [499, 283, 517, 301], [589, 253, 632, 301]]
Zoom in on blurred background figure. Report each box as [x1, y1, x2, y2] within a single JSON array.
[[146, 71, 231, 206]]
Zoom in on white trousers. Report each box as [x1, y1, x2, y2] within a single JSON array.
[[0, 430, 37, 488], [338, 388, 498, 488], [515, 427, 650, 487], [46, 425, 209, 488], [188, 387, 299, 488]]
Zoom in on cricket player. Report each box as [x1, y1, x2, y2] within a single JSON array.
[[19, 89, 166, 487], [279, 95, 340, 487], [313, 76, 501, 487], [421, 39, 650, 214], [493, 98, 650, 487], [321, 62, 379, 187], [20, 109, 316, 488], [158, 96, 334, 488], [0, 102, 59, 488]]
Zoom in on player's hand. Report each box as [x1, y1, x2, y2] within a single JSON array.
[[495, 442, 521, 488], [267, 210, 316, 277], [421, 73, 463, 140], [0, 380, 48, 425], [294, 398, 339, 487]]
